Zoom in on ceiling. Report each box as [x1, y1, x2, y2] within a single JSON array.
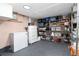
[[11, 3, 74, 19]]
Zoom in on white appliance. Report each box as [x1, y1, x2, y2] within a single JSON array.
[[28, 26, 40, 44], [10, 32, 28, 52]]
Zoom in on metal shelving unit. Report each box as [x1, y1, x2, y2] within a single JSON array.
[[71, 3, 79, 56]]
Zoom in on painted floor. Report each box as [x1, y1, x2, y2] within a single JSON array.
[[2, 40, 68, 56]]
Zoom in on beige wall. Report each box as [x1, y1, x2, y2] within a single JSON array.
[[0, 13, 29, 49]]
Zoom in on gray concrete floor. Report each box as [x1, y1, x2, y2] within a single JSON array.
[[2, 40, 68, 56]]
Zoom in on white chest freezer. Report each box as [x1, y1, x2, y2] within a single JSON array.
[[10, 32, 28, 52]]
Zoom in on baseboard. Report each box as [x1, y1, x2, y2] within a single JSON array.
[[0, 46, 10, 53]]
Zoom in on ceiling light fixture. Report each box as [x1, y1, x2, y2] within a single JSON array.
[[24, 5, 31, 10]]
